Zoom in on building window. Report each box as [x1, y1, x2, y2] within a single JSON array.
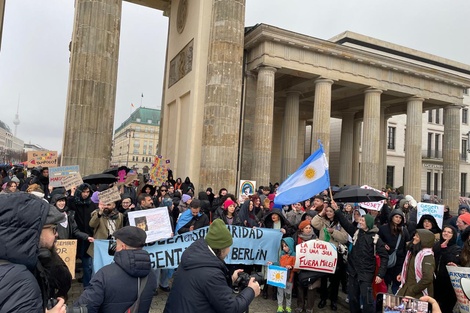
[[387, 127, 396, 150], [427, 133, 433, 158], [462, 139, 468, 161], [148, 120, 152, 124], [463, 109, 468, 124], [426, 172, 431, 195], [434, 173, 439, 197], [133, 149, 138, 154], [386, 166, 394, 188], [462, 173, 467, 197], [136, 118, 141, 122], [428, 110, 433, 123], [435, 109, 440, 124], [464, 88, 469, 95], [434, 134, 440, 158]]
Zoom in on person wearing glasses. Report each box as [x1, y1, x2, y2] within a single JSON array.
[[154, 186, 168, 207]]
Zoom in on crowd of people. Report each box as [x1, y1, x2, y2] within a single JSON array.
[[0, 165, 458, 313]]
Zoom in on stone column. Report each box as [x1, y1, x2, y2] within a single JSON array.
[[281, 91, 300, 181], [311, 78, 334, 156], [200, 0, 246, 192], [251, 66, 276, 187], [404, 97, 424, 200], [0, 0, 5, 52], [352, 119, 362, 185], [338, 112, 355, 185], [379, 108, 389, 188], [360, 88, 382, 188], [443, 105, 461, 213], [62, 0, 122, 175]]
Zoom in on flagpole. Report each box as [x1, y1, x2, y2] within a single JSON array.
[[141, 93, 143, 107]]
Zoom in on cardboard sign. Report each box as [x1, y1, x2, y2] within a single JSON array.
[[26, 150, 58, 168], [359, 185, 385, 211], [56, 239, 77, 279], [98, 186, 121, 204], [128, 207, 173, 243], [267, 265, 288, 288], [447, 265, 470, 313], [417, 202, 444, 228], [49, 165, 80, 188], [148, 155, 170, 186], [61, 172, 83, 191], [239, 180, 256, 203], [294, 239, 337, 273]]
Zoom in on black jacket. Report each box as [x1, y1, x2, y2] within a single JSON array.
[[164, 238, 255, 313], [178, 213, 210, 234], [336, 210, 388, 282], [262, 209, 295, 237], [0, 192, 50, 312], [74, 249, 157, 313], [378, 209, 410, 264]]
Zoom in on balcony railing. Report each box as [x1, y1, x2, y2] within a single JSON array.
[[422, 150, 442, 159]]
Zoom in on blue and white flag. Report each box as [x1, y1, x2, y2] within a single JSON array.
[[274, 143, 330, 205]]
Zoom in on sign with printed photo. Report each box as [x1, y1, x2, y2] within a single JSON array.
[[128, 207, 173, 243], [239, 180, 256, 203]]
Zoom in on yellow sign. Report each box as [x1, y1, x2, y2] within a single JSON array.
[[26, 150, 58, 168]]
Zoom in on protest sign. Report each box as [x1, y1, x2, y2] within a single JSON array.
[[26, 150, 58, 167], [417, 202, 444, 228], [239, 180, 256, 203], [94, 225, 282, 272], [49, 165, 80, 188], [61, 172, 83, 190], [447, 265, 470, 313], [267, 265, 288, 288], [294, 239, 337, 273], [148, 155, 170, 186], [128, 207, 173, 243], [98, 186, 121, 204], [359, 185, 385, 211], [56, 239, 77, 279]]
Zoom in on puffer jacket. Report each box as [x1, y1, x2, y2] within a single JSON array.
[[164, 238, 255, 313], [0, 192, 50, 312], [335, 209, 388, 282], [74, 249, 157, 313]]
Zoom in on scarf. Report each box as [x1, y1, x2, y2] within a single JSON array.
[[398, 248, 433, 295], [298, 231, 315, 242]]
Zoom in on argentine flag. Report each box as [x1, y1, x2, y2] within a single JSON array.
[[274, 144, 330, 205]]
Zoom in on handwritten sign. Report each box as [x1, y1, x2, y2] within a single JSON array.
[[49, 165, 80, 188], [26, 150, 58, 168], [62, 173, 83, 191], [294, 239, 337, 273], [56, 239, 77, 279], [239, 180, 256, 203], [448, 266, 470, 313], [98, 186, 121, 204], [128, 207, 173, 243], [359, 185, 385, 211], [148, 155, 170, 186], [267, 265, 288, 288], [417, 202, 444, 228]]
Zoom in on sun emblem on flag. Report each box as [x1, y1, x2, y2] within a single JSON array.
[[270, 270, 285, 283], [304, 167, 316, 180]]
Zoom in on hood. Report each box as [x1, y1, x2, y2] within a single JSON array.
[[114, 249, 152, 278], [0, 192, 49, 270], [181, 238, 226, 272], [417, 214, 441, 234], [416, 229, 435, 248], [440, 225, 458, 246], [263, 209, 289, 228], [281, 237, 296, 256], [388, 209, 405, 226], [51, 193, 68, 206], [141, 184, 156, 196], [74, 183, 93, 204]]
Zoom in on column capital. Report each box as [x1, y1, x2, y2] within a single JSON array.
[[364, 87, 383, 95], [444, 104, 463, 110], [314, 77, 334, 85], [286, 90, 302, 96], [257, 66, 277, 73], [406, 96, 425, 103]]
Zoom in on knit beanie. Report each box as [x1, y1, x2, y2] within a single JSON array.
[[298, 220, 311, 231], [223, 199, 236, 210], [182, 194, 191, 203], [459, 213, 470, 225], [364, 214, 374, 230], [205, 219, 233, 249]]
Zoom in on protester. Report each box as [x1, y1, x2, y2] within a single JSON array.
[[136, 193, 154, 210], [238, 199, 262, 228], [416, 214, 442, 243], [176, 199, 210, 234], [286, 202, 304, 228], [396, 229, 435, 298], [164, 219, 260, 312], [74, 226, 157, 312], [334, 202, 388, 313], [218, 198, 241, 225], [267, 237, 296, 313]]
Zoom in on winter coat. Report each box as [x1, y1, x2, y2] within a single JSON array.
[[177, 212, 210, 234], [87, 209, 123, 257], [164, 238, 255, 313], [263, 209, 295, 238], [0, 192, 50, 312], [278, 237, 296, 283], [50, 193, 90, 241], [217, 211, 242, 226], [335, 210, 388, 283], [286, 209, 304, 228], [238, 200, 261, 228], [74, 249, 157, 313], [311, 214, 348, 248], [416, 214, 442, 242]]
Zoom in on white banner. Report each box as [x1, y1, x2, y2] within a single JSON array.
[[447, 265, 470, 313], [417, 202, 444, 229], [128, 207, 173, 243], [294, 239, 337, 273]]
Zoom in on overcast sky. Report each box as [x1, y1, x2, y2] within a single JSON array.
[[1, 0, 469, 153]]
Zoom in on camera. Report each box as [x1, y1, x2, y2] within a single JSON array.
[[234, 272, 265, 289], [108, 240, 117, 256], [47, 298, 88, 313]]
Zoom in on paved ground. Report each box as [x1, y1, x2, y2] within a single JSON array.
[[68, 278, 350, 313]]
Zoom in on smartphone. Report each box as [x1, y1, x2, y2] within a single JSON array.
[[376, 293, 431, 313]]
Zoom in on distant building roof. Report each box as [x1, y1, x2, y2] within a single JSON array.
[[0, 120, 11, 132], [115, 107, 161, 134]]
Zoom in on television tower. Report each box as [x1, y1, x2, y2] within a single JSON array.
[[13, 95, 20, 136]]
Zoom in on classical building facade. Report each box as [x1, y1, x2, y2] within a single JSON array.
[[0, 120, 24, 163], [111, 107, 160, 173]]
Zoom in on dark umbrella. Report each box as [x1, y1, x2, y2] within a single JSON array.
[[102, 168, 118, 176], [83, 173, 118, 185], [334, 186, 386, 203]]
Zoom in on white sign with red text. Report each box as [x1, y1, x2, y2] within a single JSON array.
[[359, 185, 386, 211], [294, 239, 337, 273]]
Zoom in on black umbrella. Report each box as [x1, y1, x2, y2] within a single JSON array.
[[334, 186, 386, 203], [102, 166, 130, 177], [83, 173, 118, 185]]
